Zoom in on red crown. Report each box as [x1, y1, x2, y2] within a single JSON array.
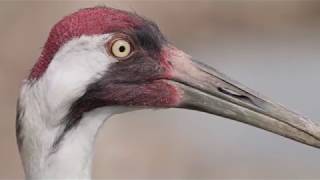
[[29, 7, 143, 80]]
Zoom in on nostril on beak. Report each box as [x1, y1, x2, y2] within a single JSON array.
[[217, 86, 260, 108]]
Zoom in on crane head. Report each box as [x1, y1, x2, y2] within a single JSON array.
[[20, 7, 320, 149]]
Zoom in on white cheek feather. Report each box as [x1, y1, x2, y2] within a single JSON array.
[[44, 35, 115, 114], [18, 34, 125, 179]]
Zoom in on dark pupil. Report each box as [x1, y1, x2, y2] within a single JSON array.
[[119, 46, 126, 52]]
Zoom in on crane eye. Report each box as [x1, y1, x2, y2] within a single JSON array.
[[110, 39, 132, 58]]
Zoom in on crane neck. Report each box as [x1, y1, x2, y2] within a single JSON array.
[[18, 105, 114, 179]]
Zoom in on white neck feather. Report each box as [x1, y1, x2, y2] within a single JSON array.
[[26, 108, 114, 179], [17, 34, 125, 179]]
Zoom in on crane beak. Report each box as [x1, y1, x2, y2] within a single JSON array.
[[166, 47, 320, 148]]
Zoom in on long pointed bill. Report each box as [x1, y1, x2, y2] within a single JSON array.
[[166, 47, 320, 148]]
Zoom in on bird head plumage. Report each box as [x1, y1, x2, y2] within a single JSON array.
[[18, 7, 320, 167]]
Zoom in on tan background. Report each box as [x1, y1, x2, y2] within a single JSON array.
[[1, 1, 320, 179]]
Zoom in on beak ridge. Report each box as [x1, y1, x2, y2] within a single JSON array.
[[166, 48, 320, 148]]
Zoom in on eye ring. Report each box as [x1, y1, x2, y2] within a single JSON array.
[[106, 34, 135, 60]]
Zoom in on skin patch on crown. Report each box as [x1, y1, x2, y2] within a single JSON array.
[[29, 7, 145, 80]]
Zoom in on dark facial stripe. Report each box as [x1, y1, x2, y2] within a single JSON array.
[[133, 20, 167, 54], [16, 99, 25, 152], [51, 20, 172, 150]]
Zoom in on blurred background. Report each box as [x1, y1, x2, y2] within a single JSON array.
[[1, 1, 320, 179]]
